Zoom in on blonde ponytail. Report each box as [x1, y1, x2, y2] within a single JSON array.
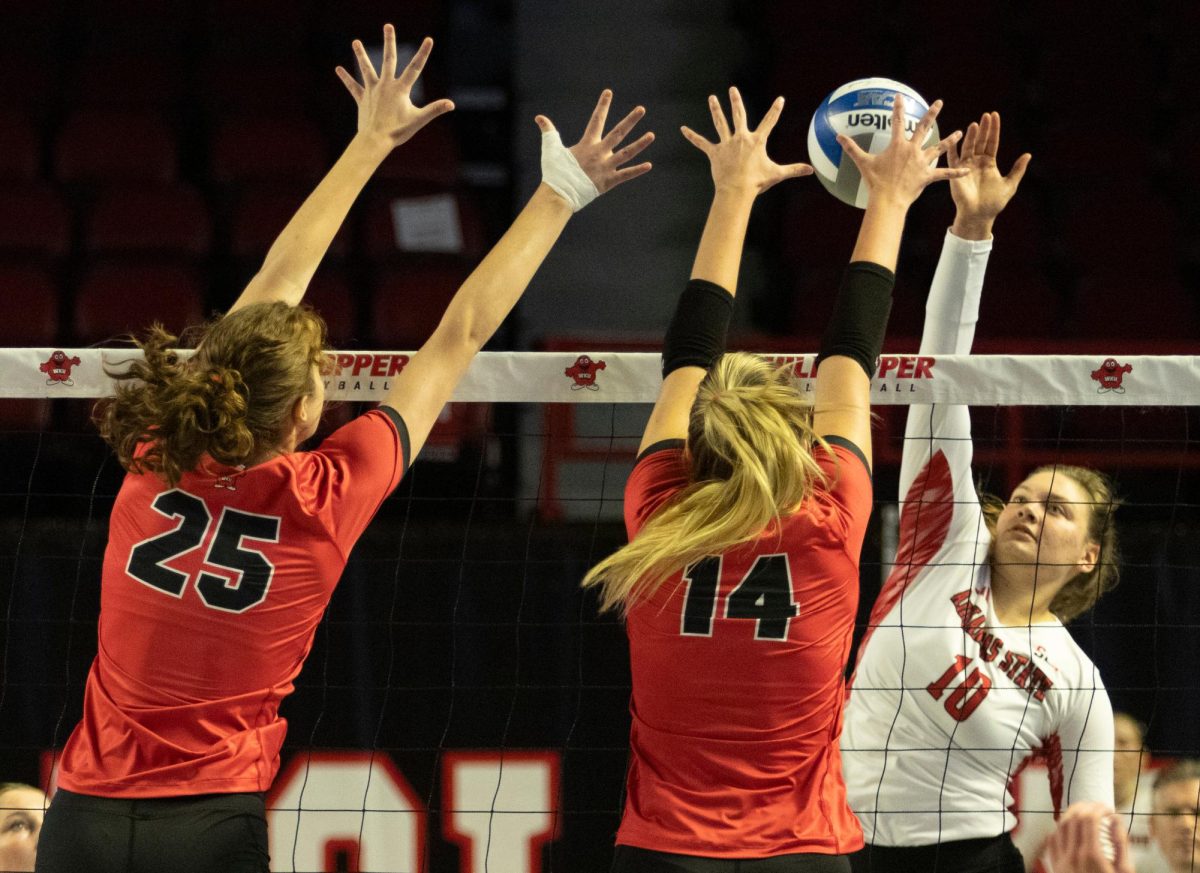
[[582, 353, 832, 614]]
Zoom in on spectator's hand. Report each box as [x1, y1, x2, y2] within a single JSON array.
[[682, 87, 813, 195], [948, 111, 1031, 239], [1046, 802, 1135, 873], [535, 89, 654, 195], [838, 95, 966, 209], [336, 27, 455, 148]]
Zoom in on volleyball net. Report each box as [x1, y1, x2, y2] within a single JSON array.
[[0, 347, 1197, 872]]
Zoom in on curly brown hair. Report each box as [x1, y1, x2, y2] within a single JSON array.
[[981, 464, 1121, 623], [95, 302, 327, 486]]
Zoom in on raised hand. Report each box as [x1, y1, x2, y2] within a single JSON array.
[[948, 111, 1031, 239], [335, 26, 455, 148], [838, 95, 966, 209], [535, 90, 654, 196], [682, 87, 812, 195]]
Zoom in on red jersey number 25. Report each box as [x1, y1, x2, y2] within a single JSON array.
[[126, 489, 281, 614]]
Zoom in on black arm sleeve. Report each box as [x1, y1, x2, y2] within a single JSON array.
[[661, 279, 735, 377], [816, 261, 894, 379]]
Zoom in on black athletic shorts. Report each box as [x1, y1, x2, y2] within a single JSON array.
[[848, 834, 1024, 873], [35, 788, 269, 873], [612, 845, 851, 872]]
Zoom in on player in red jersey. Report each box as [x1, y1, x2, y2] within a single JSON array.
[[582, 90, 966, 872], [34, 27, 654, 873]]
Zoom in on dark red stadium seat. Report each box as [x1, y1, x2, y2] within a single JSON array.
[[778, 189, 864, 269], [0, 266, 60, 345], [374, 123, 459, 190], [203, 0, 310, 57], [1070, 273, 1197, 341], [1039, 125, 1155, 186], [72, 56, 187, 108], [0, 51, 53, 115], [1060, 187, 1179, 268], [85, 185, 211, 258], [74, 262, 206, 343], [788, 266, 841, 340], [305, 272, 359, 347], [227, 185, 350, 261], [360, 190, 486, 261], [0, 185, 71, 260], [371, 264, 470, 348], [197, 60, 313, 112], [76, 0, 190, 58], [210, 116, 327, 185], [0, 111, 40, 181], [54, 111, 178, 183], [976, 265, 1063, 339]]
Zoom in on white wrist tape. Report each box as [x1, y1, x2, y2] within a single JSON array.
[[540, 130, 599, 212]]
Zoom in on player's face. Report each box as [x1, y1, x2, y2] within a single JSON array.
[[0, 788, 45, 873], [993, 471, 1100, 586], [1113, 714, 1146, 795], [1151, 778, 1200, 873]]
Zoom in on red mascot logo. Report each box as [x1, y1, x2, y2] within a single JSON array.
[[564, 355, 606, 391], [1090, 358, 1132, 394], [40, 350, 82, 386]]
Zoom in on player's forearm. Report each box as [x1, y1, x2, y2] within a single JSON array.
[[232, 132, 393, 312], [849, 197, 908, 271], [689, 188, 756, 292], [436, 183, 572, 350], [921, 231, 992, 356]]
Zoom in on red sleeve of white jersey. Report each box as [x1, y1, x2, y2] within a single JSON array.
[[624, 440, 688, 539], [813, 438, 873, 555], [294, 408, 408, 557]]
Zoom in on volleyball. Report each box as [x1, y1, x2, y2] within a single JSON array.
[[807, 77, 938, 208]]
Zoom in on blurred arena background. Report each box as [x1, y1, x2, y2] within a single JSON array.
[[0, 1, 1198, 870]]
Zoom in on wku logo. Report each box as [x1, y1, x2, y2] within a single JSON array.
[[564, 355, 606, 390], [1090, 358, 1132, 394], [40, 350, 82, 386]]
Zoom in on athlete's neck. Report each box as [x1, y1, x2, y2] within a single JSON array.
[[989, 563, 1061, 625]]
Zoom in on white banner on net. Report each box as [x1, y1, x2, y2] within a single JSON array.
[[10, 348, 1199, 406]]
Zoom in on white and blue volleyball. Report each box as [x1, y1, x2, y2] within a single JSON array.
[[807, 78, 938, 208]]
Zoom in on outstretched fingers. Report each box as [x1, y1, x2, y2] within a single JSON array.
[[911, 98, 943, 145], [680, 125, 713, 154], [755, 96, 785, 139], [925, 129, 962, 162], [613, 161, 653, 185], [1006, 152, 1033, 187], [380, 24, 398, 79], [836, 132, 871, 169], [335, 66, 364, 102], [613, 131, 655, 166], [583, 90, 613, 142], [983, 110, 1001, 157], [352, 39, 378, 84], [708, 94, 731, 141], [397, 36, 433, 90], [728, 86, 749, 132], [601, 104, 647, 150]]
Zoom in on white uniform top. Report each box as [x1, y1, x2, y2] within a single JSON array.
[[842, 231, 1115, 847]]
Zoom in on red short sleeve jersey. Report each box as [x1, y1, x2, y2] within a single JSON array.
[[616, 437, 872, 858], [57, 408, 408, 798]]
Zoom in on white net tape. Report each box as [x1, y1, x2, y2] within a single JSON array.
[[12, 348, 1196, 405]]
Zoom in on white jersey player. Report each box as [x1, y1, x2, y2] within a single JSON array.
[[842, 111, 1121, 873]]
